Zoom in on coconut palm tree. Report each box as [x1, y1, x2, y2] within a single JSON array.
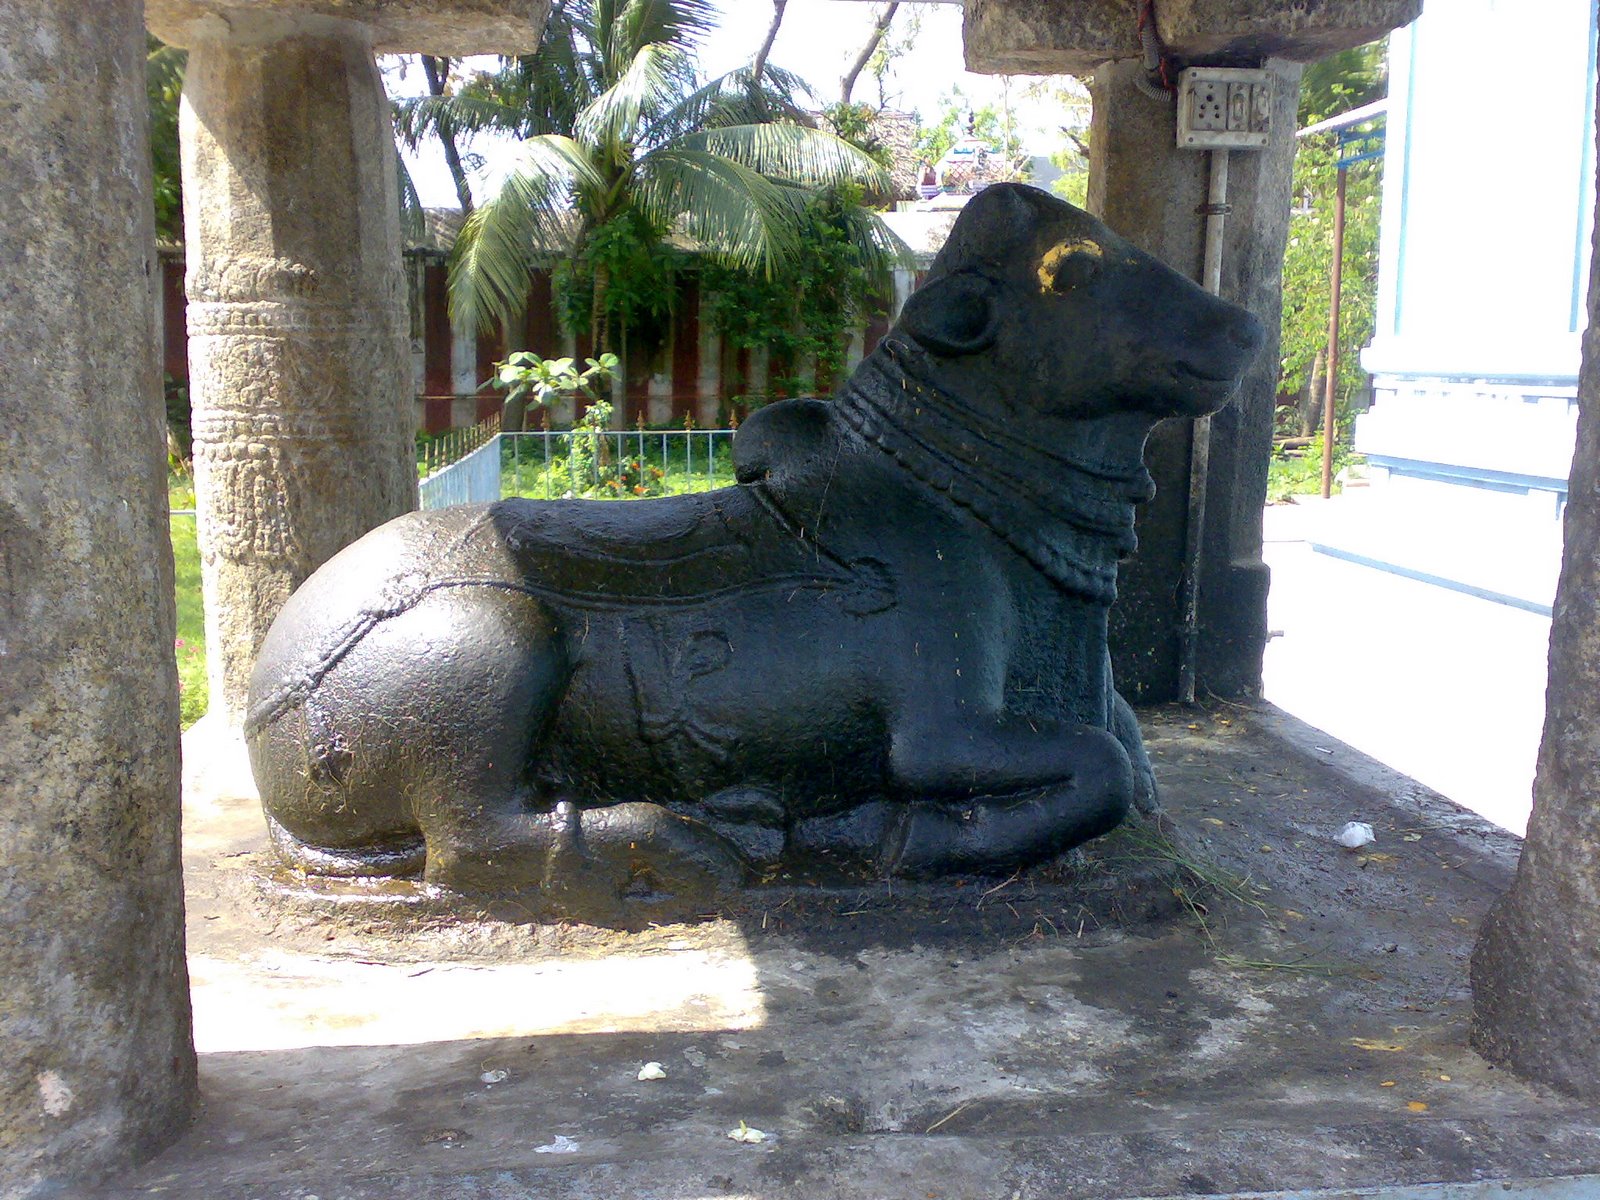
[[393, 0, 901, 352]]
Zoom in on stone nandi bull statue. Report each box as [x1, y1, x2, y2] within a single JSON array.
[[245, 184, 1262, 919]]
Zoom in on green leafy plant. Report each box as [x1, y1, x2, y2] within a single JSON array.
[[1280, 136, 1381, 433], [489, 350, 619, 431], [1266, 430, 1361, 503], [147, 37, 186, 242], [604, 455, 668, 497], [565, 395, 615, 494], [1279, 39, 1386, 439], [701, 187, 899, 406]]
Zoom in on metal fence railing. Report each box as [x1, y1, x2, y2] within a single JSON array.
[[419, 436, 503, 510], [419, 427, 737, 511], [501, 428, 736, 501]]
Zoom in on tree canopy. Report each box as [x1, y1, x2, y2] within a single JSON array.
[[394, 0, 900, 350], [148, 37, 186, 243], [1279, 39, 1388, 434]]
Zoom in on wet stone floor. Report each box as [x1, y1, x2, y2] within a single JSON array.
[[96, 704, 1600, 1200]]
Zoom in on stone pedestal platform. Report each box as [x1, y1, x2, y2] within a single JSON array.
[[92, 708, 1600, 1200]]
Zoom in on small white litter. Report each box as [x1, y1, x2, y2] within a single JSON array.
[[479, 1069, 508, 1085], [534, 1135, 580, 1155], [637, 1062, 667, 1081], [1336, 821, 1376, 849], [727, 1121, 768, 1144]]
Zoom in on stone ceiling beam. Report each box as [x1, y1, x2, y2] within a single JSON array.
[[146, 0, 546, 55], [963, 0, 1423, 75]]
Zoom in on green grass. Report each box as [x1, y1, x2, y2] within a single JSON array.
[[499, 433, 736, 500], [1266, 436, 1362, 504], [170, 512, 207, 729]]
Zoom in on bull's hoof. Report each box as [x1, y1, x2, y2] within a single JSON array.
[[880, 781, 1132, 879], [1131, 759, 1160, 817], [579, 801, 751, 901], [423, 801, 750, 920]]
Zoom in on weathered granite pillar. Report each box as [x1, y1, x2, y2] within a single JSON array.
[[1088, 57, 1300, 702], [178, 25, 417, 725], [147, 1, 551, 728], [0, 2, 196, 1191], [963, 0, 1420, 704], [1470, 61, 1600, 1096]]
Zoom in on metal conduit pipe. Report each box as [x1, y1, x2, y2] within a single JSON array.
[[1177, 147, 1230, 705]]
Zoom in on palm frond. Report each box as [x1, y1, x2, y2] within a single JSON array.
[[678, 123, 891, 192], [501, 133, 611, 198], [654, 64, 814, 139], [635, 147, 806, 273], [604, 0, 717, 78], [392, 91, 530, 150], [451, 139, 598, 332], [832, 204, 917, 276], [479, 29, 595, 136], [575, 39, 695, 152], [394, 146, 427, 245]]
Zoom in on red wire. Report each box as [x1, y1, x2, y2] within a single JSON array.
[[1139, 0, 1175, 95]]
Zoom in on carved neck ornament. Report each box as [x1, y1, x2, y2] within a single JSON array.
[[835, 339, 1155, 606]]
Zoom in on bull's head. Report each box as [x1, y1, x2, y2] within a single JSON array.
[[893, 184, 1263, 423]]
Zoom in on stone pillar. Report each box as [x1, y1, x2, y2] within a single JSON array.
[[0, 3, 196, 1192], [180, 24, 417, 725], [1470, 61, 1600, 1096], [1087, 58, 1301, 703]]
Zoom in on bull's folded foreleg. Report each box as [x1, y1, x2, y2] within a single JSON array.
[[880, 717, 1134, 876], [422, 799, 748, 916]]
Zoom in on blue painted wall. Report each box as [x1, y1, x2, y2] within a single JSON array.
[[1363, 0, 1597, 384]]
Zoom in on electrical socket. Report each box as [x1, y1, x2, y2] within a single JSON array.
[[1177, 68, 1271, 150], [1191, 78, 1225, 131]]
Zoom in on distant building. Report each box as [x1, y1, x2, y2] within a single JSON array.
[[933, 123, 1023, 195], [1326, 0, 1598, 612], [821, 107, 922, 203]]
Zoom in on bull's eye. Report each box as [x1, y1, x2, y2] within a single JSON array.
[[1037, 239, 1103, 294]]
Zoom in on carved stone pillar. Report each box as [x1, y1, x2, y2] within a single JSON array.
[[179, 26, 417, 724], [145, 0, 552, 728], [0, 3, 196, 1191], [1087, 57, 1301, 703]]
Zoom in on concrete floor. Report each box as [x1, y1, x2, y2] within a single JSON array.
[[1261, 498, 1552, 836], [90, 704, 1600, 1200]]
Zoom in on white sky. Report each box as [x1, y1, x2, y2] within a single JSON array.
[[389, 0, 1085, 209]]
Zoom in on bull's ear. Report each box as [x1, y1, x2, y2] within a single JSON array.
[[897, 272, 1000, 357]]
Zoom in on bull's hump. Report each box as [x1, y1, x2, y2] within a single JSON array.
[[487, 491, 873, 612]]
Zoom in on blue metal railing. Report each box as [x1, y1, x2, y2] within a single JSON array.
[[419, 436, 503, 509], [420, 428, 738, 509]]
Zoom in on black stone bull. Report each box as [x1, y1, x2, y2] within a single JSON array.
[[245, 185, 1262, 917]]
